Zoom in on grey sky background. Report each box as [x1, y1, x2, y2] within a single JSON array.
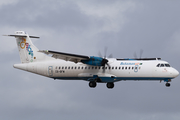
[[0, 0, 180, 120]]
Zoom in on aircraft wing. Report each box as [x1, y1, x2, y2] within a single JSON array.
[[39, 50, 90, 63]]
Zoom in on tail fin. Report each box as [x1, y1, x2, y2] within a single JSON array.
[[5, 31, 51, 63]]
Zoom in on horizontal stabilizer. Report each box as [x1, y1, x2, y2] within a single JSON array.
[[3, 34, 40, 38]]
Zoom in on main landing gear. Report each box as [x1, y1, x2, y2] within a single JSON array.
[[89, 81, 97, 88], [106, 82, 114, 89], [89, 82, 114, 89]]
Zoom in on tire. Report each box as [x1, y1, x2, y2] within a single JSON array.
[[106, 82, 114, 89], [165, 83, 170, 87], [89, 81, 97, 88]]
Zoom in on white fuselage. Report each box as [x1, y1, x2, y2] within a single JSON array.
[[13, 58, 179, 83]]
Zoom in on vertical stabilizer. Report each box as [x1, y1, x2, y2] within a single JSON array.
[[6, 31, 52, 63], [16, 31, 38, 63]]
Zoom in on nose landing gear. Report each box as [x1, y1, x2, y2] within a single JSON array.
[[164, 79, 171, 87], [165, 82, 170, 87]]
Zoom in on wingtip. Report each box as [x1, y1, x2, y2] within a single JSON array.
[[2, 35, 9, 36]]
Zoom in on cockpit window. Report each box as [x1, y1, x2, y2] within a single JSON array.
[[165, 64, 170, 67], [160, 64, 164, 67], [156, 63, 171, 67], [156, 64, 160, 67]]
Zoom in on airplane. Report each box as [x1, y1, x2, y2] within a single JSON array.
[[4, 31, 179, 89]]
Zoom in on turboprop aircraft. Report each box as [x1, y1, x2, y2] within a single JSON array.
[[4, 31, 179, 89]]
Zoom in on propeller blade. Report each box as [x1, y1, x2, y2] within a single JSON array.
[[133, 49, 144, 59], [108, 53, 113, 58], [106, 63, 110, 67], [103, 66, 105, 73], [134, 52, 137, 59], [104, 47, 108, 58], [140, 49, 143, 58], [98, 51, 103, 58]]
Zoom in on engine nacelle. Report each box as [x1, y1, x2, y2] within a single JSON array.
[[81, 56, 103, 66]]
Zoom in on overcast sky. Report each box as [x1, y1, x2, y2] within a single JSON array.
[[1, 0, 180, 120]]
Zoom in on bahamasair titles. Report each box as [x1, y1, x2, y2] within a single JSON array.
[[4, 31, 179, 89]]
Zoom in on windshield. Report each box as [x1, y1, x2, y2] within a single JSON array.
[[156, 63, 170, 67]]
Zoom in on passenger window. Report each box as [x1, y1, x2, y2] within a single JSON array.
[[62, 67, 64, 69], [65, 67, 67, 69], [125, 67, 127, 70], [109, 67, 111, 69], [122, 67, 124, 70], [105, 67, 107, 69], [119, 67, 121, 69], [71, 67, 73, 69], [81, 67, 83, 69], [92, 67, 94, 69], [160, 64, 164, 67], [88, 67, 90, 69], [112, 67, 114, 69], [78, 67, 80, 69], [85, 67, 87, 69], [132, 67, 134, 69], [75, 67, 76, 69], [59, 67, 61, 69], [95, 67, 97, 69], [115, 67, 117, 69], [129, 67, 131, 69], [68, 67, 70, 69]]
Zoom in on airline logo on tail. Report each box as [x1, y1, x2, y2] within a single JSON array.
[[19, 37, 34, 62]]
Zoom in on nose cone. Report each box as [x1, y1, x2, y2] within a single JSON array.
[[173, 69, 179, 78]]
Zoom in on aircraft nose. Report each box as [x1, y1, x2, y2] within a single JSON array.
[[173, 69, 179, 78]]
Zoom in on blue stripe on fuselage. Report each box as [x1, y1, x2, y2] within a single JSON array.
[[52, 77, 173, 83]]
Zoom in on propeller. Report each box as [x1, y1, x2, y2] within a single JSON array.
[[134, 49, 143, 59], [98, 47, 112, 72]]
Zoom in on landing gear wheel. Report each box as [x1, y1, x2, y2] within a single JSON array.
[[89, 81, 97, 88], [165, 83, 170, 87], [106, 82, 114, 89]]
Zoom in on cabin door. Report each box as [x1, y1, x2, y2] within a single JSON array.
[[48, 66, 53, 76]]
